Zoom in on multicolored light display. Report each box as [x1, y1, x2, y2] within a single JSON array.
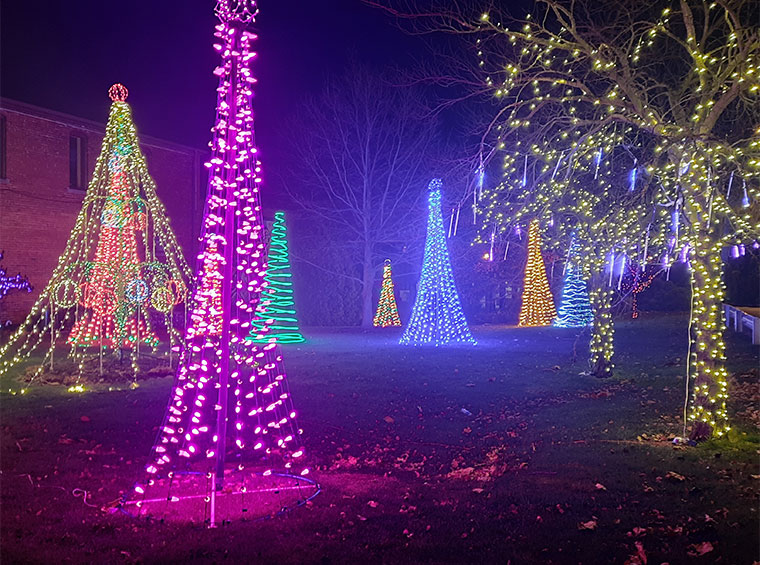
[[553, 240, 593, 328], [400, 179, 476, 346], [468, 0, 758, 434], [373, 259, 402, 327], [518, 221, 556, 327], [247, 211, 304, 344], [131, 1, 313, 523], [0, 253, 32, 301], [0, 85, 191, 381]]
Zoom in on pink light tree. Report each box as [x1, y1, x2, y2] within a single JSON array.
[[126, 0, 317, 525]]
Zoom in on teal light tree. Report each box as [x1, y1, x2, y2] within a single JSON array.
[[247, 211, 304, 344], [553, 240, 593, 328], [400, 179, 476, 346]]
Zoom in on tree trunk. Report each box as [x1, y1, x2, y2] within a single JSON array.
[[686, 222, 729, 441], [360, 245, 374, 328], [588, 279, 614, 378]]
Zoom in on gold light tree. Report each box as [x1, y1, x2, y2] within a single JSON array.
[[423, 0, 758, 439], [518, 220, 556, 326]]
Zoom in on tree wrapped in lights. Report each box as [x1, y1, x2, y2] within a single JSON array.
[[373, 259, 402, 327], [126, 0, 317, 525], [554, 240, 593, 328], [430, 0, 759, 438], [518, 220, 557, 326], [247, 211, 304, 344], [400, 179, 476, 346], [0, 85, 191, 381], [621, 263, 660, 319]]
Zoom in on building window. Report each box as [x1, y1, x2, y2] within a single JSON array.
[[69, 134, 87, 190], [0, 115, 7, 180]]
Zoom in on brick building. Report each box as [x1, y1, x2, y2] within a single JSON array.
[[0, 98, 206, 324]]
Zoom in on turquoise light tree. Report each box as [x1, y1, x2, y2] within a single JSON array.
[[400, 179, 476, 346], [247, 211, 304, 344]]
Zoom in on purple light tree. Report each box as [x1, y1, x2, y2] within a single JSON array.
[[126, 0, 317, 525]]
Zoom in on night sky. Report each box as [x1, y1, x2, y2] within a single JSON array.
[[1, 0, 426, 187]]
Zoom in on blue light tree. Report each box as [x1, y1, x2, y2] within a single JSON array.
[[553, 239, 593, 328], [400, 179, 476, 346]]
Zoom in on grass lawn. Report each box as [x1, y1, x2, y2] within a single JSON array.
[[1, 314, 758, 564]]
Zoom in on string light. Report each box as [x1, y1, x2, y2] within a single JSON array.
[[518, 220, 557, 327], [553, 240, 593, 327], [373, 259, 402, 327], [0, 252, 32, 301], [247, 211, 304, 344], [0, 85, 191, 382], [469, 0, 759, 432], [133, 1, 310, 512], [621, 263, 660, 319], [400, 179, 476, 346]]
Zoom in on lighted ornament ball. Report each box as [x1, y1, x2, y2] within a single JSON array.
[[125, 279, 149, 304], [53, 278, 80, 308], [108, 83, 129, 102], [150, 286, 173, 313]]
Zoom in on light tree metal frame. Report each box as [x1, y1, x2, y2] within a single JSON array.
[[128, 0, 316, 525], [428, 0, 758, 439], [0, 85, 191, 383]]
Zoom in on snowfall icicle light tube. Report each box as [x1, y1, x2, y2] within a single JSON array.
[[247, 211, 304, 344], [131, 0, 312, 519], [400, 179, 476, 346]]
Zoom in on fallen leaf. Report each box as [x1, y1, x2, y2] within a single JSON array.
[[80, 416, 91, 422], [578, 520, 597, 530], [383, 416, 394, 424], [595, 483, 607, 490], [687, 541, 714, 557], [367, 500, 378, 508], [665, 471, 686, 482]]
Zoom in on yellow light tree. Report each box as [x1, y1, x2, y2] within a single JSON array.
[[518, 220, 556, 326], [405, 0, 759, 439]]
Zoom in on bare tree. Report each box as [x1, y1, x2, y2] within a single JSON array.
[[284, 64, 439, 327]]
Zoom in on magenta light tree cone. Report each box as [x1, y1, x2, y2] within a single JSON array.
[[123, 0, 318, 525]]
